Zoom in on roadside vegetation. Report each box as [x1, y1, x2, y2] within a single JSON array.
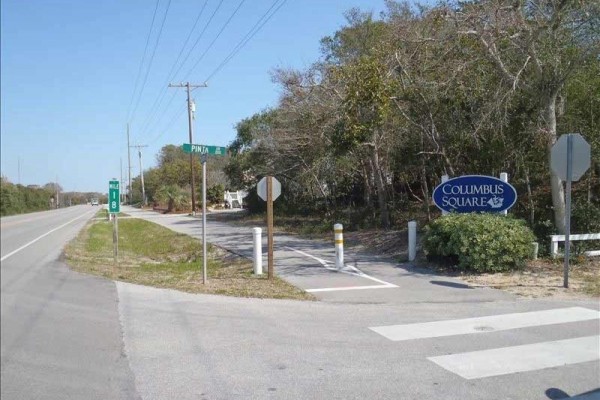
[[0, 176, 106, 216], [65, 217, 313, 300]]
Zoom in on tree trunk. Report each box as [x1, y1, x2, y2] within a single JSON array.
[[544, 93, 566, 234], [370, 146, 390, 228]]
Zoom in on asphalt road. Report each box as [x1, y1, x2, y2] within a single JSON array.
[[118, 206, 599, 400], [1, 206, 139, 400], [1, 205, 599, 400]]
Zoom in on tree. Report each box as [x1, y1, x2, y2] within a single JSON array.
[[446, 0, 600, 233]]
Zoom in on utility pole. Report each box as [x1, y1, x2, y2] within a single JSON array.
[[120, 158, 124, 204], [55, 175, 59, 209], [127, 124, 132, 205], [130, 145, 148, 206], [168, 82, 207, 214], [18, 157, 21, 185], [131, 144, 148, 206]]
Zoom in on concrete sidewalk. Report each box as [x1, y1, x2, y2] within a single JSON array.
[[122, 206, 514, 304]]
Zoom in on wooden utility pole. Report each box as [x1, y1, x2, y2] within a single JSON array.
[[127, 124, 132, 204], [130, 145, 148, 206], [168, 82, 207, 214]]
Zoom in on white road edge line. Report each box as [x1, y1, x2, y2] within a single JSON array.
[[428, 335, 600, 380], [285, 246, 397, 288], [0, 211, 93, 262]]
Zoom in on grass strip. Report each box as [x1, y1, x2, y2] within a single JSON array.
[[65, 218, 313, 300]]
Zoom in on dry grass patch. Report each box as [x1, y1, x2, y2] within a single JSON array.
[[65, 218, 313, 300], [458, 258, 600, 299]]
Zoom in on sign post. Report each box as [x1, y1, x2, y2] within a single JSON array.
[[182, 143, 228, 284], [257, 176, 281, 280], [109, 180, 120, 264], [201, 153, 208, 284], [551, 133, 591, 288]]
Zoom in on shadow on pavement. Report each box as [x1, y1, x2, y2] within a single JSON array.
[[429, 280, 474, 289], [546, 387, 600, 399]]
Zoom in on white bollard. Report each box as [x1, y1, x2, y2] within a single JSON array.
[[532, 242, 539, 260], [253, 227, 263, 275], [500, 172, 508, 216], [441, 175, 449, 216], [408, 221, 417, 262], [334, 223, 344, 269]]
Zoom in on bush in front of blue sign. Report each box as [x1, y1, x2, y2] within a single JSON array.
[[423, 214, 535, 273]]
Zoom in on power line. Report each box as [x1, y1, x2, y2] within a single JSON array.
[[149, 0, 284, 140], [137, 0, 209, 138], [138, 0, 223, 140], [148, 100, 186, 144], [183, 0, 246, 80], [170, 0, 224, 82], [129, 0, 173, 127], [126, 0, 160, 122], [205, 0, 287, 82]]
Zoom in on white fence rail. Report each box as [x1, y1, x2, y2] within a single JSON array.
[[550, 233, 600, 258]]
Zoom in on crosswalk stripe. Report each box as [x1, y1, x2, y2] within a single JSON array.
[[428, 335, 600, 379], [369, 307, 599, 341]]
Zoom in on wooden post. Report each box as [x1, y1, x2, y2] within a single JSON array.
[[267, 176, 274, 280]]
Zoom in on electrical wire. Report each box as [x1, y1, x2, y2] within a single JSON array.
[[170, 0, 224, 82], [204, 0, 286, 83], [137, 0, 224, 140], [126, 0, 160, 123], [148, 100, 187, 144], [148, 90, 182, 143], [137, 0, 209, 137], [129, 0, 173, 127], [183, 0, 246, 80]]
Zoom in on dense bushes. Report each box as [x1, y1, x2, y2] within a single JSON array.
[[423, 214, 535, 272], [1, 180, 53, 216]]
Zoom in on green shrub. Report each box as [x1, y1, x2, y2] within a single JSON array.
[[423, 213, 536, 273]]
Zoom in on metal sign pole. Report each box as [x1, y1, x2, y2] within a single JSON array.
[[202, 154, 208, 284], [267, 176, 274, 280], [564, 134, 573, 288], [113, 214, 118, 264]]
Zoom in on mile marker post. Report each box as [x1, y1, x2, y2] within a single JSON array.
[[267, 176, 274, 280]]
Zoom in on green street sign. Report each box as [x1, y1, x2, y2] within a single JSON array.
[[182, 143, 228, 155], [109, 180, 120, 213]]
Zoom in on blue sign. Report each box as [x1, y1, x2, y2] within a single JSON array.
[[432, 175, 517, 213]]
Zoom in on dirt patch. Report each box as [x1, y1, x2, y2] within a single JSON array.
[[458, 259, 600, 299]]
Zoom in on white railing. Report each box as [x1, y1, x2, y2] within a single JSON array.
[[550, 233, 600, 258], [224, 190, 248, 208]]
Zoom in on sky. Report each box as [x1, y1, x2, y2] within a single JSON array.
[[1, 0, 389, 193]]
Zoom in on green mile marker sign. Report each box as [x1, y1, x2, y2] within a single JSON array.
[[182, 143, 228, 155], [109, 180, 120, 213]]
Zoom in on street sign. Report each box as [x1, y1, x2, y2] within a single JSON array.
[[182, 143, 228, 155], [257, 177, 281, 201], [109, 180, 120, 213], [432, 175, 517, 214], [551, 133, 591, 182]]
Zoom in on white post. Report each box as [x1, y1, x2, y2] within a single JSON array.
[[532, 242, 539, 260], [253, 227, 263, 275], [551, 236, 559, 259], [408, 221, 417, 262], [500, 173, 508, 216], [441, 175, 449, 215], [334, 223, 344, 269]]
